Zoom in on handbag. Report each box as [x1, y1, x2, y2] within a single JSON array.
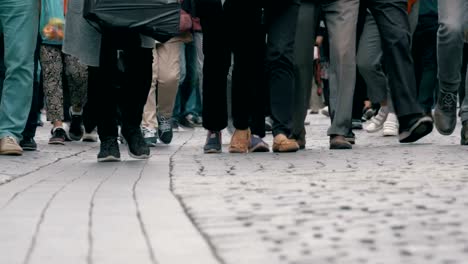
[[83, 0, 181, 43]]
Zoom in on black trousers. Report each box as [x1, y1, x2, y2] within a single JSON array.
[[413, 14, 438, 114], [22, 36, 42, 139], [196, 0, 266, 137], [363, 0, 423, 117], [197, 0, 299, 137], [94, 31, 153, 141]]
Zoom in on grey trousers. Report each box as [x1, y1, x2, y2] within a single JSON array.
[[437, 0, 468, 122], [293, 0, 360, 137], [357, 4, 419, 114]]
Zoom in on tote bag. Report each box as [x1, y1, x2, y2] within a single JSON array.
[[83, 0, 181, 43], [40, 0, 66, 45]]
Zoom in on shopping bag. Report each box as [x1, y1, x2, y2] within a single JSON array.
[[40, 0, 66, 45], [83, 0, 181, 43]]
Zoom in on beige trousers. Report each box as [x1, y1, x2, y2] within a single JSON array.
[[142, 38, 183, 129]]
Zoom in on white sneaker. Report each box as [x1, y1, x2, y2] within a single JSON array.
[[321, 106, 330, 117], [364, 108, 388, 133], [141, 126, 157, 147], [382, 113, 399, 137], [82, 128, 98, 142]]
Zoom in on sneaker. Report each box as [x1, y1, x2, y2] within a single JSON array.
[[321, 106, 330, 117], [204, 131, 222, 154], [352, 119, 363, 130], [330, 135, 352, 150], [265, 116, 273, 132], [0, 136, 23, 156], [172, 119, 180, 132], [364, 108, 388, 133], [399, 114, 434, 143], [49, 127, 67, 145], [157, 115, 173, 144], [461, 121, 468, 145], [20, 137, 37, 151], [362, 107, 376, 121], [82, 129, 98, 142], [383, 113, 399, 137], [249, 135, 270, 152], [272, 134, 299, 153], [97, 138, 121, 162], [229, 129, 251, 153], [185, 114, 202, 127], [69, 107, 84, 141], [141, 126, 157, 147], [178, 115, 195, 129], [122, 127, 150, 159], [434, 90, 457, 135]]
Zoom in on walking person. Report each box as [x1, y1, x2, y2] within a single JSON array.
[[63, 0, 155, 161], [360, 0, 433, 143], [433, 0, 468, 145], [40, 0, 88, 145], [0, 0, 39, 156], [293, 0, 360, 149]]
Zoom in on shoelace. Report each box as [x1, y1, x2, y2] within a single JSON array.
[[440, 92, 457, 111], [158, 116, 172, 131], [4, 136, 17, 145]]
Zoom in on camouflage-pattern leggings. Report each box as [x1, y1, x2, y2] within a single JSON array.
[[40, 45, 87, 122]]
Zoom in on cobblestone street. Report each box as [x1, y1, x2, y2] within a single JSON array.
[[1, 114, 468, 264]]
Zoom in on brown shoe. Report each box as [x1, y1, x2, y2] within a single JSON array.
[[229, 129, 251, 153], [0, 136, 23, 156], [273, 134, 299, 153], [330, 135, 352, 150]]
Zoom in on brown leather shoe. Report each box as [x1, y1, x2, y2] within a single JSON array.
[[273, 134, 299, 153], [229, 129, 251, 153], [330, 135, 352, 150], [0, 136, 23, 156]]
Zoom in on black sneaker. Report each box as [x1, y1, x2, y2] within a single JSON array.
[[204, 131, 222, 154], [157, 115, 173, 144], [434, 90, 457, 135], [461, 121, 468, 146], [20, 137, 37, 151], [49, 127, 67, 145], [122, 127, 150, 159], [178, 115, 195, 129], [69, 107, 84, 141], [399, 114, 433, 143], [97, 138, 121, 162]]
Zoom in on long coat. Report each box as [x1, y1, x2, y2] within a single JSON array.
[[62, 0, 154, 67]]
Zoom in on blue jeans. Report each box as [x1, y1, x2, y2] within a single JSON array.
[[437, 0, 468, 122], [173, 34, 203, 120], [0, 0, 39, 141]]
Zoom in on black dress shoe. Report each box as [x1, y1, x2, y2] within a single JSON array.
[[434, 90, 457, 135]]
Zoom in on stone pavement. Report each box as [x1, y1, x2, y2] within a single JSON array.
[[1, 114, 468, 264]]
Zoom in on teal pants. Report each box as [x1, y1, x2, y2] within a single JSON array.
[[0, 0, 38, 141]]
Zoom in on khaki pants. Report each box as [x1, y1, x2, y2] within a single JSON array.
[[142, 38, 183, 129]]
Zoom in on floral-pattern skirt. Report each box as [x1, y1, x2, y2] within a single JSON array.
[[40, 45, 87, 122]]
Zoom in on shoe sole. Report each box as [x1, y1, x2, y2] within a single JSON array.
[[128, 152, 150, 159], [98, 156, 121, 162], [204, 149, 222, 154], [22, 146, 37, 151], [82, 138, 98, 142], [49, 141, 65, 145], [272, 147, 299, 153], [0, 150, 23, 156], [399, 117, 433, 143], [330, 144, 353, 150], [249, 145, 270, 153]]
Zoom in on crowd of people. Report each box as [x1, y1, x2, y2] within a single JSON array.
[[0, 0, 467, 162]]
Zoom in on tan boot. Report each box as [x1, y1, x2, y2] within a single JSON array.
[[0, 136, 23, 156], [272, 134, 299, 153], [229, 129, 251, 153]]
